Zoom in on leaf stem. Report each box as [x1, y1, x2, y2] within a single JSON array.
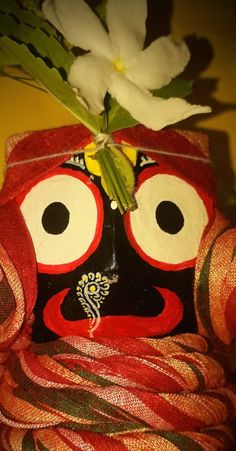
[[96, 148, 124, 213], [96, 146, 136, 214], [106, 148, 133, 208]]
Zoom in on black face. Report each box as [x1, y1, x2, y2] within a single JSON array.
[[19, 152, 212, 343]]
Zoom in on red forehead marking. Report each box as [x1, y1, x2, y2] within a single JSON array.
[[0, 124, 93, 206], [112, 125, 215, 200]]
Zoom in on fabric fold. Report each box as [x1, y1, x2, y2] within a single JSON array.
[[0, 334, 235, 449]]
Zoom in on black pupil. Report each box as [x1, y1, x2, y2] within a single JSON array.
[[155, 200, 184, 235], [42, 202, 70, 235]]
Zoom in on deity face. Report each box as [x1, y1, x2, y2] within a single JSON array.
[[17, 136, 214, 343]]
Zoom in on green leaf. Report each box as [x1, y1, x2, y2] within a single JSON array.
[[18, 1, 43, 18], [0, 36, 101, 134], [107, 98, 139, 133], [153, 78, 193, 99], [0, 10, 16, 35], [110, 145, 135, 195], [0, 12, 74, 74], [96, 145, 136, 213], [0, 49, 18, 69], [0, 0, 56, 35]]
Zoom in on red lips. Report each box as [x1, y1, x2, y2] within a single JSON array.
[[43, 286, 183, 338]]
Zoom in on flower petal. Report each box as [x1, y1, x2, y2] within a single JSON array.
[[107, 0, 147, 64], [42, 0, 112, 58], [68, 54, 112, 115], [110, 73, 211, 131], [126, 36, 190, 90], [42, 0, 64, 34]]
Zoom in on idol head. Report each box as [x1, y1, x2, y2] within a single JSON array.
[[0, 125, 216, 342]]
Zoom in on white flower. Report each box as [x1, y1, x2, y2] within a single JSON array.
[[42, 0, 211, 131]]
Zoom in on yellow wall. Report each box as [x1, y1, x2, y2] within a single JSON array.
[[0, 0, 235, 215], [172, 0, 236, 220]]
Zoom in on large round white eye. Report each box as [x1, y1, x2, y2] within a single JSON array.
[[19, 168, 103, 273], [125, 167, 212, 270]]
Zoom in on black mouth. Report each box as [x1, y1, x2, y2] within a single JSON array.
[[60, 280, 166, 321]]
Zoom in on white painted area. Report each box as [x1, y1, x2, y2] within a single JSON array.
[[110, 200, 118, 210], [20, 174, 98, 265], [130, 174, 208, 264]]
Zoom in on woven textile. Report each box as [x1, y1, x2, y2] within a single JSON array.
[[0, 334, 235, 450], [0, 125, 236, 450]]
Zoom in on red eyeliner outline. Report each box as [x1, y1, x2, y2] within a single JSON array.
[[18, 167, 104, 274], [124, 164, 215, 271]]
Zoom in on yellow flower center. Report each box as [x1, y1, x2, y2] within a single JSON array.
[[112, 58, 125, 73]]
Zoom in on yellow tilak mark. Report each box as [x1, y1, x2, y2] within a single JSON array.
[[112, 58, 125, 73], [84, 141, 138, 178], [84, 142, 100, 176], [122, 143, 138, 167]]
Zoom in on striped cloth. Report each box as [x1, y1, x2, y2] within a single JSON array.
[[0, 334, 235, 450], [0, 134, 236, 449]]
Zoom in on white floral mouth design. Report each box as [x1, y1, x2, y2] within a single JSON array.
[[76, 272, 110, 336]]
